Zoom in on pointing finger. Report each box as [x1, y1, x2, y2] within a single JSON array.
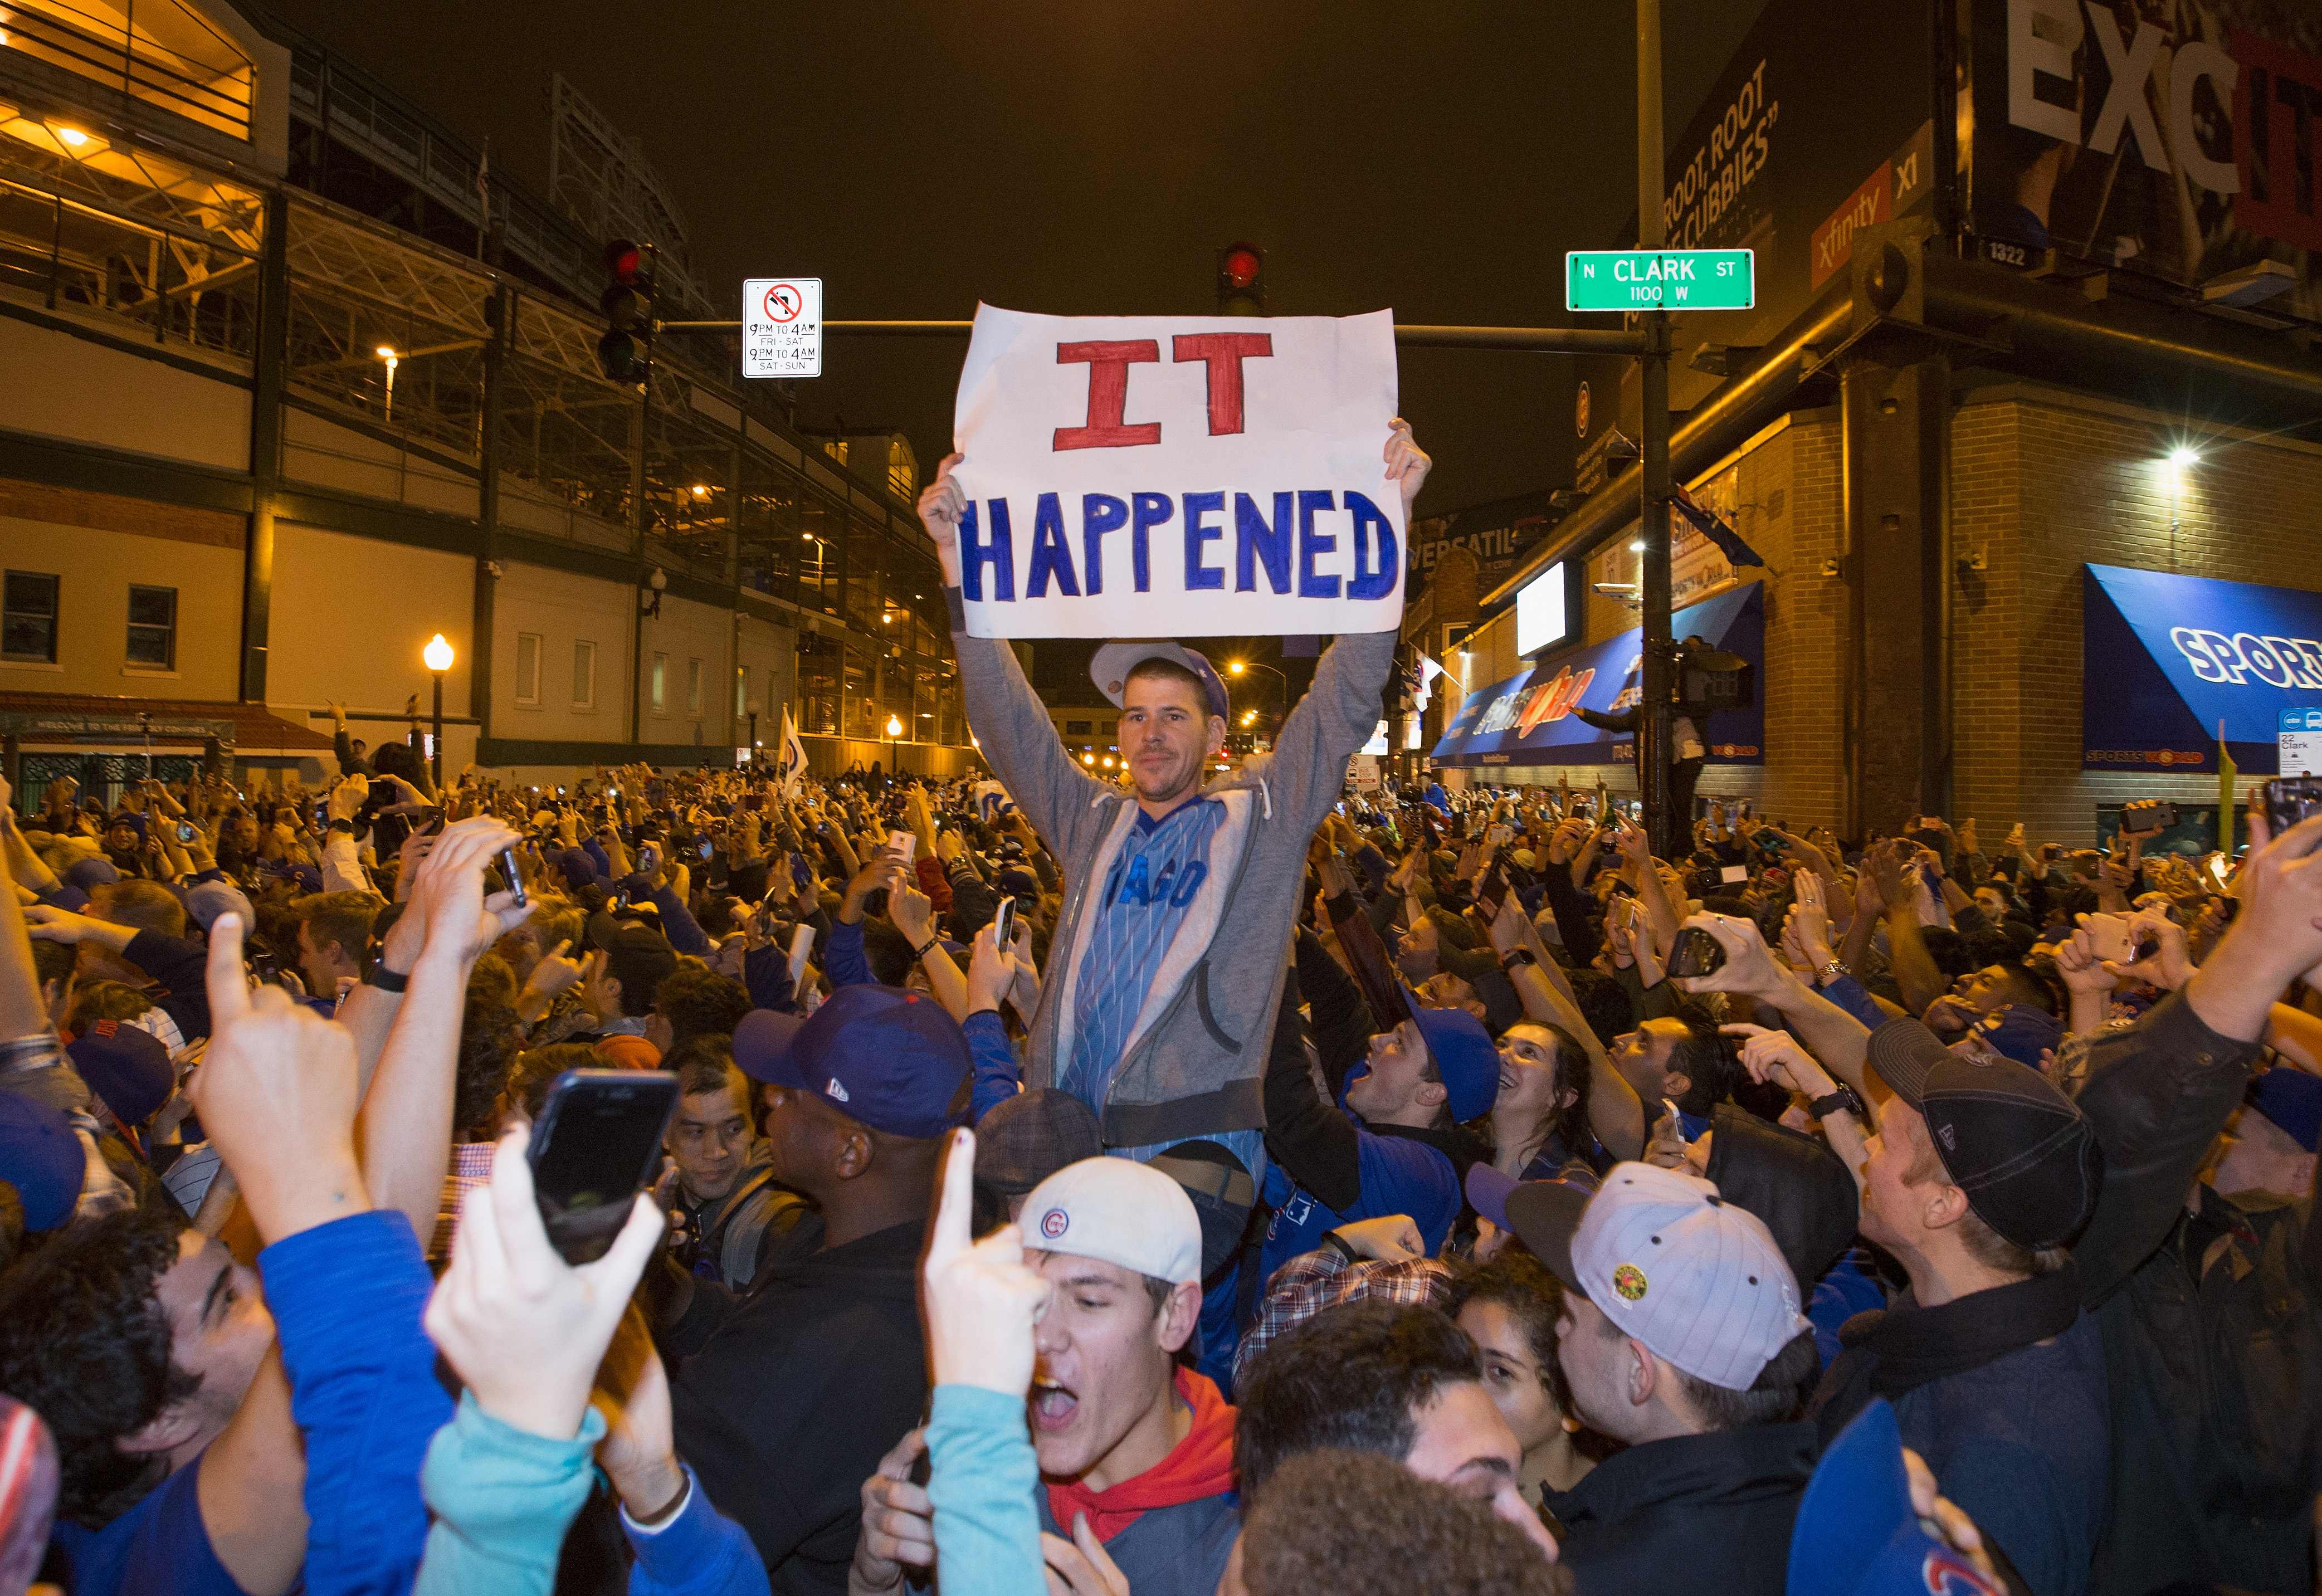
[[928, 1126, 975, 1268], [206, 912, 252, 1029]]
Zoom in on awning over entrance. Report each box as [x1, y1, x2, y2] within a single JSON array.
[[2081, 565, 2322, 774], [0, 695, 335, 755], [1432, 582, 1764, 768]]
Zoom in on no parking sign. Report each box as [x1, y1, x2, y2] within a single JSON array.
[[743, 278, 822, 378]]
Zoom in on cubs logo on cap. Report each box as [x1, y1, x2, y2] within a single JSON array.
[[1041, 1208, 1069, 1238]]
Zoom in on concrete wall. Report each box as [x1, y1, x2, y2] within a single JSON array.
[[490, 560, 634, 748], [636, 591, 736, 752], [0, 311, 250, 470]]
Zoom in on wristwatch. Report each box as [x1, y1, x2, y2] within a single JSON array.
[[1817, 956, 1848, 984], [1807, 1083, 1866, 1121], [1500, 948, 1536, 970]]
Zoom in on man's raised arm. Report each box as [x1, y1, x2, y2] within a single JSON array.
[[922, 452, 1109, 861]]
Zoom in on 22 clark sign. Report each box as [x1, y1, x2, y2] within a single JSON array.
[[948, 306, 1406, 639]]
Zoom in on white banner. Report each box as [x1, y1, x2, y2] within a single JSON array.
[[949, 304, 1406, 640]]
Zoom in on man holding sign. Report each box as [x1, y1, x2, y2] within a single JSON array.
[[918, 303, 1424, 1292]]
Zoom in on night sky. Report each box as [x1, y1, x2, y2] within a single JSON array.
[[263, 0, 1767, 519]]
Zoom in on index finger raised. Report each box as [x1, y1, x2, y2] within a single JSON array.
[[926, 1126, 975, 1268], [205, 912, 253, 1028]]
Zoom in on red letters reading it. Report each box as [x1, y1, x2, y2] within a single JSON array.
[[1170, 333, 1275, 436], [1054, 340, 1163, 451]]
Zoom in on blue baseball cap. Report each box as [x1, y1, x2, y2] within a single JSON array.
[[2247, 1066, 2322, 1153], [788, 984, 970, 1139], [63, 856, 119, 892], [1787, 1398, 2004, 1596], [0, 1095, 82, 1233], [1090, 641, 1231, 721], [733, 1008, 809, 1090], [1965, 1004, 2064, 1070], [67, 1021, 175, 1129], [1399, 987, 1499, 1122]]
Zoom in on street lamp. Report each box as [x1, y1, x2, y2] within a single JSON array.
[[376, 345, 399, 422], [1227, 657, 1286, 741], [746, 698, 761, 760], [886, 712, 903, 776], [422, 633, 454, 789]]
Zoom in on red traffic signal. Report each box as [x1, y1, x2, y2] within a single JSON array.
[[1216, 242, 1266, 315], [604, 238, 644, 282], [598, 238, 656, 382]]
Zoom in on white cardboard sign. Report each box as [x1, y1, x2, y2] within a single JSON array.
[[949, 304, 1405, 640]]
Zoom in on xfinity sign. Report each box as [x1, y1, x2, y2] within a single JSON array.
[[1566, 250, 1755, 312]]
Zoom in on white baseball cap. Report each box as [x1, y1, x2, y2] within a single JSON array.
[[1019, 1155, 1202, 1287], [1505, 1161, 1809, 1392]]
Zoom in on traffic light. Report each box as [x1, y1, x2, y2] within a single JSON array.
[[597, 238, 656, 383], [1216, 241, 1265, 316]]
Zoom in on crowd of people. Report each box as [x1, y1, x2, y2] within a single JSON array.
[[0, 421, 2316, 1596]]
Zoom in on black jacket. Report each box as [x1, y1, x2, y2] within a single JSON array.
[[2070, 996, 2319, 1596], [671, 1219, 929, 1596], [1543, 1420, 1817, 1594]]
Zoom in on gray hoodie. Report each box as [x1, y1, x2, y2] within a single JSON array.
[[952, 609, 1396, 1149]]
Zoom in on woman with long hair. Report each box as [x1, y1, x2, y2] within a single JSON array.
[[1486, 1019, 1602, 1184]]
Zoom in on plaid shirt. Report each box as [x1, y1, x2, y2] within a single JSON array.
[[431, 1140, 499, 1261], [1233, 1249, 1453, 1390]]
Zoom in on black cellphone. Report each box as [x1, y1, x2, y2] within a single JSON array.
[[526, 1069, 680, 1264], [2125, 799, 2180, 832], [1666, 926, 1728, 979], [498, 846, 526, 908], [993, 893, 1017, 950], [368, 778, 397, 808], [2266, 778, 2322, 838], [792, 851, 814, 887]]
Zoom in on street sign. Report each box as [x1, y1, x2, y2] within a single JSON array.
[[742, 277, 822, 378], [2281, 706, 2322, 777], [1565, 249, 1754, 312]]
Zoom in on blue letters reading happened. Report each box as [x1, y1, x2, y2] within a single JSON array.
[[1027, 492, 1081, 597]]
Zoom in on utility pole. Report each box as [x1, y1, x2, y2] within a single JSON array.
[[628, 244, 656, 750], [1635, 0, 1678, 861]]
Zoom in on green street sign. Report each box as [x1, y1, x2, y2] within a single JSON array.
[[1565, 249, 1755, 312]]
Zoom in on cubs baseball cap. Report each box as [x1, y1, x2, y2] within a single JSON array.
[[975, 1088, 1103, 1198], [1867, 1017, 2103, 1250], [1400, 991, 1500, 1123], [1089, 641, 1231, 722], [788, 984, 970, 1140], [1786, 1398, 2003, 1596], [1020, 1155, 1203, 1288], [66, 1021, 175, 1129], [732, 1008, 808, 1089], [1504, 1161, 1809, 1391], [183, 877, 255, 935]]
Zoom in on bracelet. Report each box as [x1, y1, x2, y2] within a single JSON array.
[[365, 965, 410, 993], [1818, 957, 1847, 983], [911, 937, 939, 961], [627, 1468, 692, 1529], [1807, 1085, 1865, 1121], [1320, 1231, 1359, 1266]]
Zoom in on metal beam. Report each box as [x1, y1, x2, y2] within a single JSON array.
[[656, 318, 1651, 355]]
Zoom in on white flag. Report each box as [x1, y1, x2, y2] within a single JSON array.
[[777, 706, 809, 798]]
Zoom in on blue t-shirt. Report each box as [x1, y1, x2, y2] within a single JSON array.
[[1061, 798, 1228, 1114], [1257, 1128, 1462, 1289], [50, 1449, 240, 1596]]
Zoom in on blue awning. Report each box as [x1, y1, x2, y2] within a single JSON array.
[[2082, 564, 2322, 773], [1432, 583, 1764, 768]]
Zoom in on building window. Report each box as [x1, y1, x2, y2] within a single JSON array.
[[2, 571, 58, 663], [515, 632, 543, 706], [1065, 719, 1092, 735], [686, 658, 703, 716], [651, 652, 667, 714], [125, 585, 176, 670], [573, 639, 597, 710]]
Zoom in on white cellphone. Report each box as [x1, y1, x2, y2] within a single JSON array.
[[787, 921, 818, 988], [887, 829, 916, 865]]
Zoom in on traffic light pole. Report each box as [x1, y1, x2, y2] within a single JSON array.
[[1635, 0, 1678, 863], [629, 245, 657, 749], [653, 319, 1653, 356]]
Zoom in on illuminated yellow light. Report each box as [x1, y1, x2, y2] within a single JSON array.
[[55, 126, 87, 147], [1228, 661, 1245, 675], [885, 715, 903, 737], [2168, 447, 2199, 468], [423, 633, 454, 671], [375, 344, 397, 359]]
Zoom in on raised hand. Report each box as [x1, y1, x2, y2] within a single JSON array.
[[966, 920, 1018, 1014], [1328, 1213, 1423, 1262], [1382, 417, 1432, 515], [407, 817, 531, 969], [923, 1126, 1050, 1397], [1720, 1022, 1836, 1100], [1670, 911, 1788, 1001], [187, 914, 368, 1243]]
